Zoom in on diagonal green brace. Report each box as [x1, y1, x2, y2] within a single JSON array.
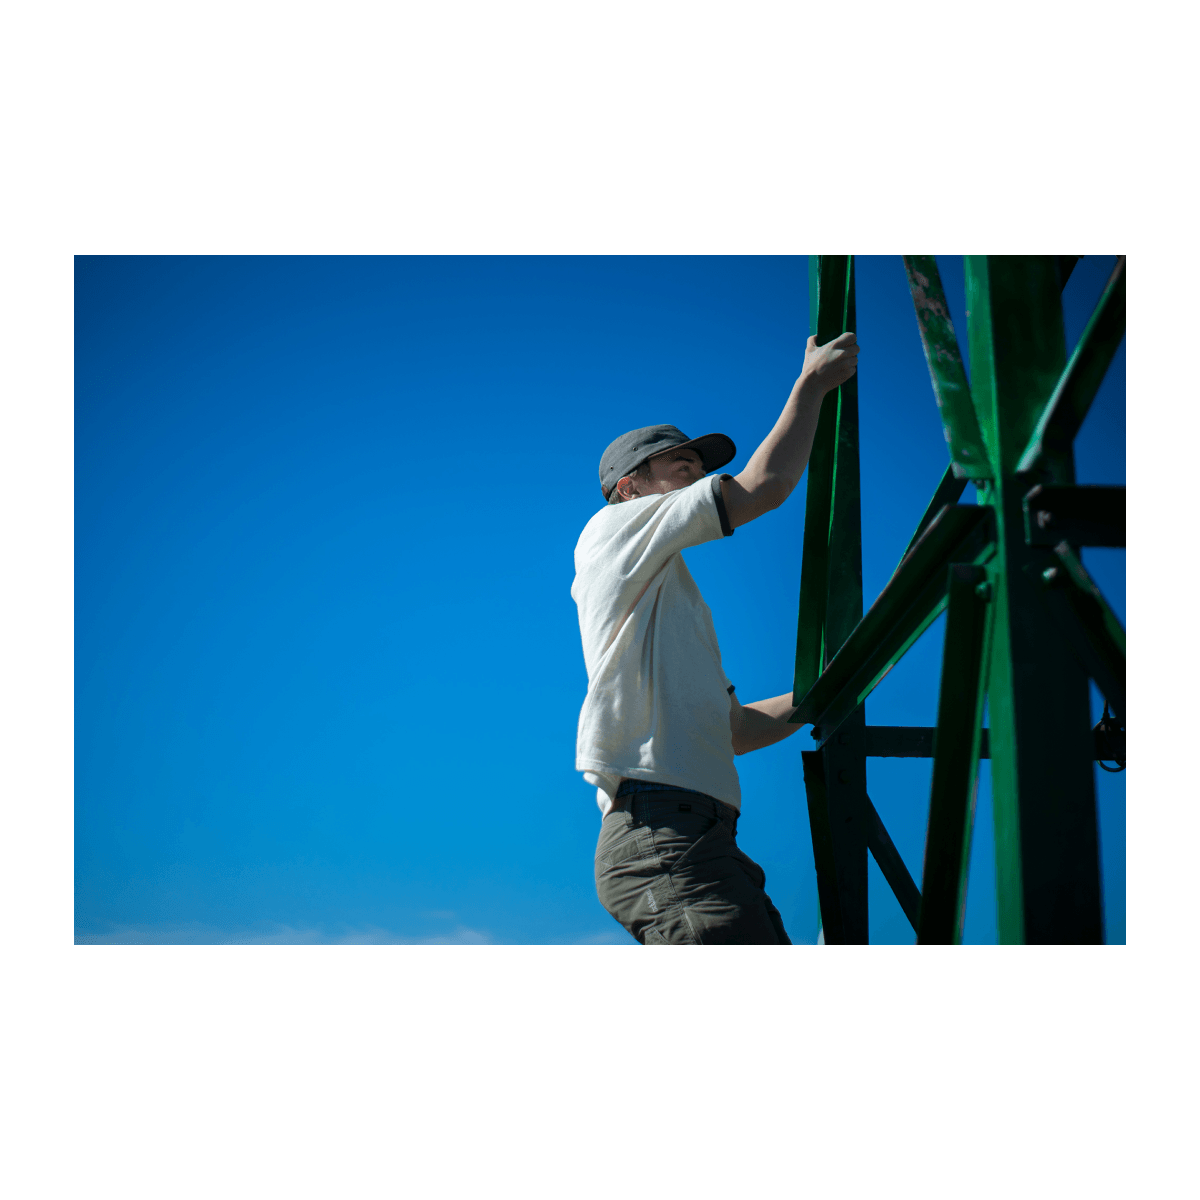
[[918, 564, 993, 944], [898, 463, 970, 567], [790, 504, 994, 738], [1016, 256, 1126, 481], [865, 796, 921, 933], [1038, 540, 1126, 721], [903, 256, 992, 481]]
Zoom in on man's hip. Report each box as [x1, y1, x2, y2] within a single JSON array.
[[595, 781, 791, 945]]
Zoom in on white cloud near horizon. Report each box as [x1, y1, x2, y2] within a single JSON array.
[[74, 920, 495, 946], [74, 921, 644, 945], [571, 929, 634, 945]]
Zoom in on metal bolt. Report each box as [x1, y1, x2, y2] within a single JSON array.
[[975, 581, 992, 601], [1036, 510, 1053, 529], [1042, 566, 1060, 585], [837, 769, 850, 784]]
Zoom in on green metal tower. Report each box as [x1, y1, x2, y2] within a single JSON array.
[[791, 255, 1126, 945]]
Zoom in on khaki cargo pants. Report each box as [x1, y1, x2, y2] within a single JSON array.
[[595, 783, 791, 945]]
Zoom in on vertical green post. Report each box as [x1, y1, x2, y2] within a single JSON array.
[[825, 262, 864, 659], [797, 255, 869, 943], [965, 256, 1103, 944], [793, 256, 846, 700], [918, 564, 992, 944]]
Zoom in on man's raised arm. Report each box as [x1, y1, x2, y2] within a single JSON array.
[[721, 331, 859, 529]]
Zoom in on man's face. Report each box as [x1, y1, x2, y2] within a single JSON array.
[[619, 446, 704, 500]]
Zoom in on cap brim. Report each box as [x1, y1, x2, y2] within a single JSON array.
[[674, 432, 736, 474]]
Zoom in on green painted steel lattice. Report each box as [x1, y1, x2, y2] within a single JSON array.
[[792, 255, 1126, 945]]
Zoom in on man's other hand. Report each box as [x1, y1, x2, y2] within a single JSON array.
[[729, 691, 804, 755]]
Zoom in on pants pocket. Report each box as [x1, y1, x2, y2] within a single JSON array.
[[664, 816, 734, 876], [595, 811, 651, 873]]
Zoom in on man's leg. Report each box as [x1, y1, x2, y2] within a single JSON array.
[[595, 791, 791, 945]]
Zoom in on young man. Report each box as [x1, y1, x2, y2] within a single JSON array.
[[571, 331, 859, 944]]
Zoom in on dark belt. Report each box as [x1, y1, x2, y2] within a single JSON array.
[[611, 779, 739, 825], [615, 778, 714, 800]]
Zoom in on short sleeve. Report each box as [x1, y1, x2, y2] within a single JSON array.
[[711, 473, 734, 538]]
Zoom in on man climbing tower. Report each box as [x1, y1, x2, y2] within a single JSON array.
[[571, 331, 859, 944]]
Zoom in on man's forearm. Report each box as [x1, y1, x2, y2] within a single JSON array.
[[730, 692, 804, 756], [731, 373, 828, 517], [722, 331, 858, 529]]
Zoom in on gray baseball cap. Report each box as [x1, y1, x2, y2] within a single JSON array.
[[599, 424, 736, 502]]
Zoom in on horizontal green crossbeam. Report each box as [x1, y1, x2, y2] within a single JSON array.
[[862, 724, 1123, 762], [903, 256, 991, 481], [1016, 256, 1126, 477], [790, 504, 994, 738], [1022, 483, 1126, 548]]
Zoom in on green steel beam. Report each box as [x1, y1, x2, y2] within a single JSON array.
[[817, 706, 869, 943], [792, 254, 1118, 945], [966, 255, 1103, 945], [899, 463, 969, 566], [917, 564, 992, 945], [1023, 483, 1126, 548], [1057, 256, 1081, 290], [1016, 256, 1126, 482], [1041, 540, 1126, 721], [795, 255, 870, 943], [825, 261, 864, 658], [967, 256, 1070, 478], [801, 750, 845, 942], [790, 503, 993, 739], [818, 257, 869, 942], [863, 724, 1124, 763], [865, 796, 921, 933], [903, 256, 992, 480], [792, 255, 848, 700], [793, 399, 837, 699]]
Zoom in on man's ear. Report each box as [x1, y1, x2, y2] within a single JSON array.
[[615, 475, 635, 501]]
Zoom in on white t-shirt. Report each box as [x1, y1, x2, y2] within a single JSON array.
[[571, 473, 740, 817]]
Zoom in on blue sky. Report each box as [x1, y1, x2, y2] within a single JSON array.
[[75, 255, 1125, 944]]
